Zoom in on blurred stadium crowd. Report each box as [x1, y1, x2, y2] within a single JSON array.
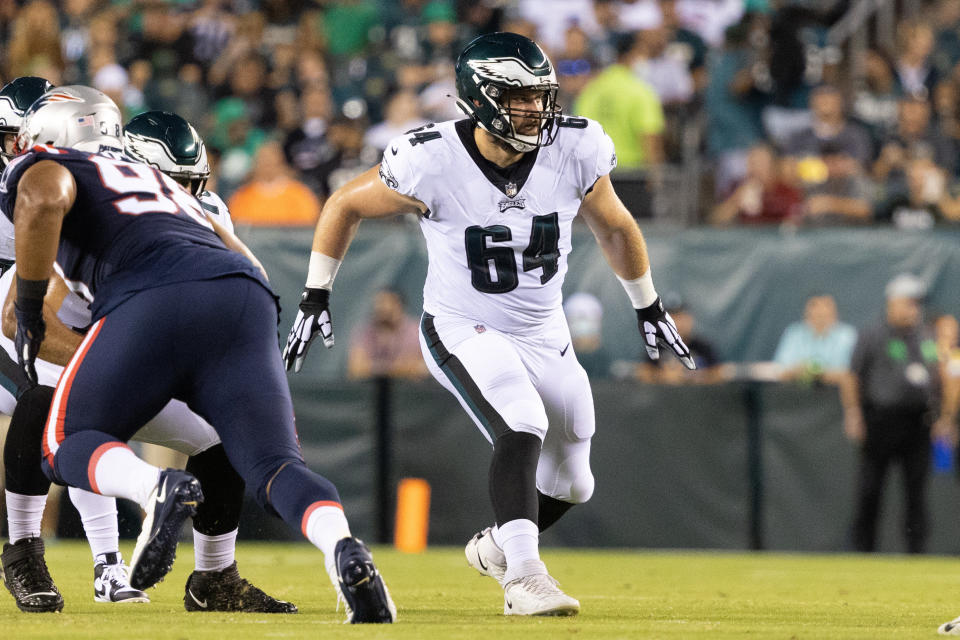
[[7, 0, 960, 226]]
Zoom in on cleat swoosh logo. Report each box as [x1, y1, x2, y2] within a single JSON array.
[[476, 550, 489, 571], [505, 596, 513, 609], [156, 479, 168, 504], [188, 588, 208, 609]]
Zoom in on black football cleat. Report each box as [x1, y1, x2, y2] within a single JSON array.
[[129, 468, 204, 590], [184, 562, 297, 613], [330, 537, 396, 623], [1, 537, 64, 613]]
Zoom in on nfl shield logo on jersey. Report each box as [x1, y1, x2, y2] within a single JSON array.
[[474, 324, 486, 334], [505, 181, 518, 197]]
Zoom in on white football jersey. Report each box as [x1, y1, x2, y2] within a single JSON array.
[[379, 117, 616, 335], [198, 189, 234, 234], [0, 189, 234, 329]]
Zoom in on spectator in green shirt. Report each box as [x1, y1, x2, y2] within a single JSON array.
[[574, 32, 665, 171], [575, 32, 665, 218]]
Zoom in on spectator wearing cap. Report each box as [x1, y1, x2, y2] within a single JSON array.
[[563, 292, 609, 379], [840, 274, 945, 553], [773, 294, 857, 385], [227, 140, 322, 226]]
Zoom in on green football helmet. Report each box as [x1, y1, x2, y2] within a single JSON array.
[[0, 76, 54, 167], [123, 111, 210, 196], [455, 32, 561, 153]]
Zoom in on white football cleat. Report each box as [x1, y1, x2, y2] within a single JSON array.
[[94, 553, 149, 603], [940, 615, 960, 635], [465, 528, 507, 586], [503, 573, 580, 616]]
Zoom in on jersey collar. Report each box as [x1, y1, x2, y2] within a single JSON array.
[[454, 119, 539, 198]]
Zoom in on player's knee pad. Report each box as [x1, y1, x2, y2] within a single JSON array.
[[539, 472, 593, 504], [567, 470, 595, 504], [537, 447, 594, 504]]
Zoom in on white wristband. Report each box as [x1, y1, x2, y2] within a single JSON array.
[[616, 270, 658, 309], [306, 251, 341, 290]]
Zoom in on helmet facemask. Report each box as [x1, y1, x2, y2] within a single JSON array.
[[168, 171, 209, 197], [455, 33, 563, 154], [0, 127, 18, 169], [476, 83, 560, 153]]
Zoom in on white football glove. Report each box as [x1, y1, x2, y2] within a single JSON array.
[[636, 297, 696, 370], [282, 287, 334, 372]]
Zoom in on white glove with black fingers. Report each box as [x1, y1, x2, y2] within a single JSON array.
[[282, 287, 334, 372], [636, 297, 696, 370]]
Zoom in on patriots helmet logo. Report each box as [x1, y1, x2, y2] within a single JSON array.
[[29, 91, 85, 113]]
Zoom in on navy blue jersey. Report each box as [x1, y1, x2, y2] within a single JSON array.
[[0, 145, 272, 319]]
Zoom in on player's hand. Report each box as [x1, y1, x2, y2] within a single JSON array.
[[14, 302, 45, 385], [282, 287, 334, 372], [636, 297, 695, 370]]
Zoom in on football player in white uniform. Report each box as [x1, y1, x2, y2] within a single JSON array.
[[0, 98, 291, 613], [283, 32, 693, 616]]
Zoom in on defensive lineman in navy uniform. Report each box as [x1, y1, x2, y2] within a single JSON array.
[[1, 85, 395, 622], [0, 91, 297, 613], [284, 32, 693, 616]]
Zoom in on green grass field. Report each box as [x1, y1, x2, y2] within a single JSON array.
[[5, 542, 960, 639]]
